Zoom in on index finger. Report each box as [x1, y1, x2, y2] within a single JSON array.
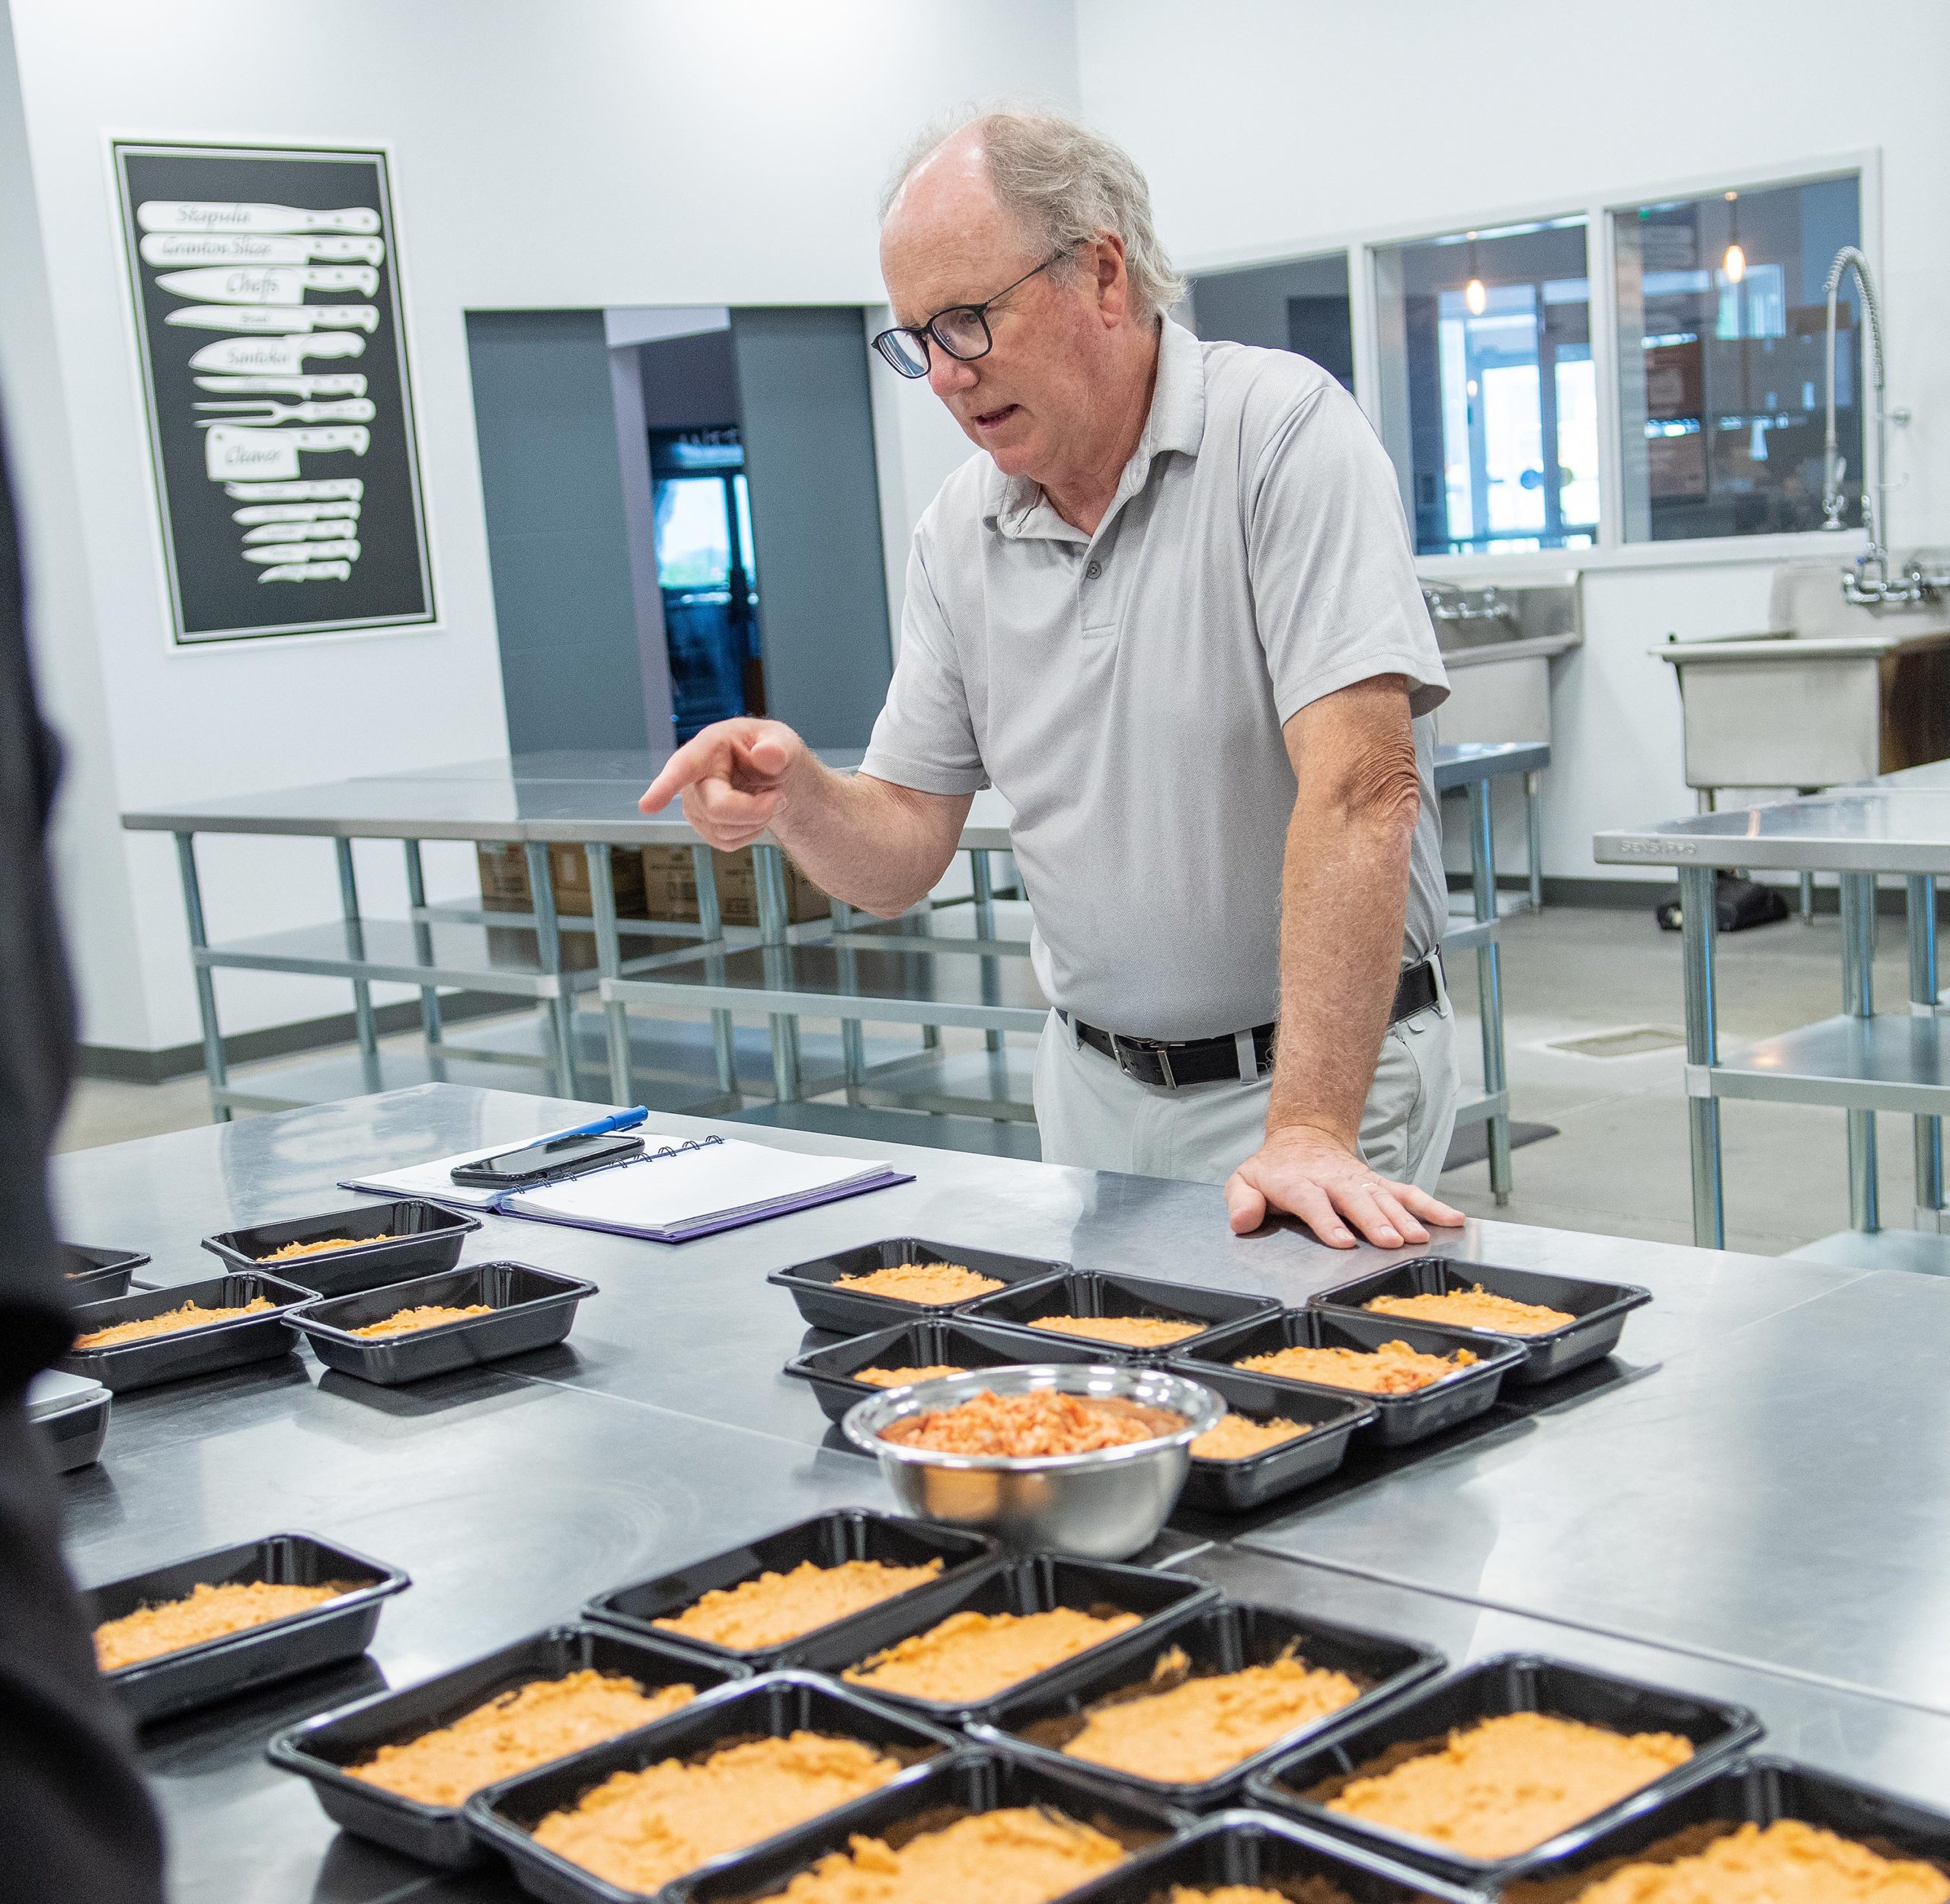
[[639, 734, 722, 813]]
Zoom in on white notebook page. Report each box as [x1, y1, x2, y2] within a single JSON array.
[[504, 1140, 889, 1232]]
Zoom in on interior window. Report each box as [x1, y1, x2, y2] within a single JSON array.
[[1373, 218, 1598, 556], [1613, 174, 1862, 540], [1188, 252, 1355, 395]]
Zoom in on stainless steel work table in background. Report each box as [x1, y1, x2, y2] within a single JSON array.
[[50, 1080, 1950, 1902], [1595, 783, 1950, 1262], [123, 740, 1544, 1198]]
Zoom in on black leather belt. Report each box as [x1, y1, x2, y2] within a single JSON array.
[[1063, 955, 1441, 1091]]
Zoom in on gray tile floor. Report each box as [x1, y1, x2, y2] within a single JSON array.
[[56, 904, 1922, 1259]]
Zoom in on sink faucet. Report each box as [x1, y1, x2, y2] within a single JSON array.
[[1421, 583, 1519, 627], [1821, 248, 1950, 607], [1823, 245, 1885, 548]]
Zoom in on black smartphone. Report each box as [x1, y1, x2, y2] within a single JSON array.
[[450, 1131, 644, 1189]]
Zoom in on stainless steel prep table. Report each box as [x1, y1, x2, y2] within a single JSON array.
[[125, 742, 1544, 1195], [49, 1080, 1950, 1900], [1594, 785, 1950, 1254]]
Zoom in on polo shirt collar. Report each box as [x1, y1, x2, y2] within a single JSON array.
[[986, 317, 1207, 541]]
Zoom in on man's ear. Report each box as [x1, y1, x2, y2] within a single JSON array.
[[1094, 232, 1130, 326]]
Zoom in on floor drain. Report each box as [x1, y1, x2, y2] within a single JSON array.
[[1546, 1026, 1687, 1058]]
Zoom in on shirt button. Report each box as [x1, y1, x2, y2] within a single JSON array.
[[1085, 559, 1103, 580]]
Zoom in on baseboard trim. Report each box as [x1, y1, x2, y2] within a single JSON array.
[[1443, 872, 1920, 916], [1447, 874, 1664, 910], [78, 990, 519, 1085]]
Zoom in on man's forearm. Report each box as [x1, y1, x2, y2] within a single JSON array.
[[1266, 776, 1417, 1147], [768, 759, 967, 917]]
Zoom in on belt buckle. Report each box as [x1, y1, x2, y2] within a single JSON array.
[[1111, 1033, 1174, 1089]]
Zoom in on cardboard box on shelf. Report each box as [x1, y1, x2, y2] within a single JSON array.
[[640, 844, 828, 928], [474, 843, 649, 919], [476, 842, 530, 912]]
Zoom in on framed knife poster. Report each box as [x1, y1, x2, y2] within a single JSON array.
[[110, 140, 435, 645]]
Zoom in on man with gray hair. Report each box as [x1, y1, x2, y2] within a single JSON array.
[[643, 107, 1465, 1250]]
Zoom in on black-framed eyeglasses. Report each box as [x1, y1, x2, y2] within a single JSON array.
[[872, 248, 1072, 379]]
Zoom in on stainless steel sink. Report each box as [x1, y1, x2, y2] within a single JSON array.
[[1657, 554, 1950, 791], [1423, 574, 1581, 747]]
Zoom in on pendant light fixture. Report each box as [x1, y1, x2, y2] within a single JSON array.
[[1722, 190, 1745, 284], [1463, 230, 1488, 315]]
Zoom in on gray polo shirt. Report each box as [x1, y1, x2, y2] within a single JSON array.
[[859, 318, 1449, 1042]]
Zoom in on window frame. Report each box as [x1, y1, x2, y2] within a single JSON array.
[[1177, 146, 1881, 578]]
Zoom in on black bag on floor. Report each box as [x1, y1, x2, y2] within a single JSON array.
[[1655, 872, 1791, 933]]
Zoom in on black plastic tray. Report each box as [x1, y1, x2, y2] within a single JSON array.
[[785, 1316, 1135, 1422], [85, 1530, 410, 1726], [268, 1621, 748, 1870], [34, 1383, 111, 1472], [1309, 1256, 1651, 1386], [1056, 1806, 1481, 1904], [1495, 1755, 1950, 1900], [667, 1745, 1184, 1904], [58, 1271, 321, 1393], [60, 1242, 152, 1301], [766, 1235, 1070, 1335], [1174, 1365, 1377, 1512], [1245, 1652, 1762, 1886], [203, 1198, 481, 1294], [814, 1550, 1216, 1724], [463, 1670, 962, 1904], [975, 1598, 1447, 1810], [585, 1508, 1002, 1669], [1173, 1308, 1525, 1448], [960, 1268, 1282, 1361], [284, 1260, 596, 1385]]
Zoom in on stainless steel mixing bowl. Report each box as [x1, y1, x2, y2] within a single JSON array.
[[841, 1362, 1225, 1560]]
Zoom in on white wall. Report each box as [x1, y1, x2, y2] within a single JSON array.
[[1079, 0, 1950, 878], [0, 0, 1080, 1054]]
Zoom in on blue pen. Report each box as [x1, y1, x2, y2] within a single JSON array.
[[543, 1106, 650, 1149]]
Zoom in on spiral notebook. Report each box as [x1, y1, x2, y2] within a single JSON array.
[[490, 1134, 909, 1243]]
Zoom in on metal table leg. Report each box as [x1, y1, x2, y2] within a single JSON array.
[[1523, 770, 1543, 912], [833, 898, 865, 1093], [753, 843, 801, 1102], [402, 840, 446, 1079], [1796, 789, 1818, 924], [1467, 782, 1513, 1204], [524, 843, 579, 1099], [1840, 871, 1879, 1233], [971, 849, 1003, 1054], [1909, 874, 1942, 1230], [587, 843, 632, 1105], [692, 845, 737, 1095], [174, 831, 232, 1123], [918, 891, 941, 1051], [1677, 863, 1725, 1247], [334, 837, 381, 1093]]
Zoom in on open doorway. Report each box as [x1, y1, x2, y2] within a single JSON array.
[[465, 303, 890, 757]]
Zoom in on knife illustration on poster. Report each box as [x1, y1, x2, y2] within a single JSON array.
[[113, 142, 433, 643], [187, 334, 366, 373], [164, 302, 380, 331], [140, 232, 385, 267]]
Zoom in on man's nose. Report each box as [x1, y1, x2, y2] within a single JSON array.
[[928, 350, 977, 402]]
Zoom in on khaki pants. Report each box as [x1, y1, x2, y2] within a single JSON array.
[[1031, 978, 1461, 1190]]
